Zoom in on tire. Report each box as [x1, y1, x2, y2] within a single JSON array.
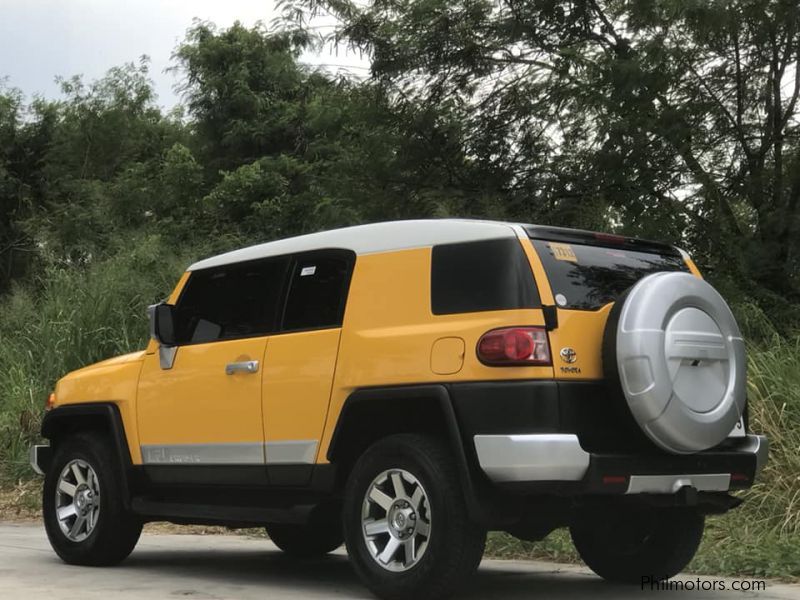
[[43, 432, 142, 566], [603, 271, 746, 454], [570, 507, 704, 584], [343, 434, 486, 600], [266, 518, 343, 558]]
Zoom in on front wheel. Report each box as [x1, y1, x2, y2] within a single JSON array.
[[570, 507, 704, 583], [343, 434, 486, 600], [43, 433, 142, 566]]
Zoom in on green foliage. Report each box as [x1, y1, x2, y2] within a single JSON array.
[[292, 0, 800, 322], [0, 234, 191, 483], [0, 14, 798, 581]]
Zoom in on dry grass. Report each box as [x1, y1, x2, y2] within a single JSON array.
[[0, 480, 40, 521]]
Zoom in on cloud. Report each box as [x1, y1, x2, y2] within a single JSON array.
[[0, 0, 277, 107]]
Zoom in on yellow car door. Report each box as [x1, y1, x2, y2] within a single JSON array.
[[262, 250, 354, 485], [137, 256, 290, 483]]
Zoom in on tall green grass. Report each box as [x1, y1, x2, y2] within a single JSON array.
[[0, 234, 190, 483], [0, 252, 797, 578]]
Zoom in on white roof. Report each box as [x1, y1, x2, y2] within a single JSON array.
[[189, 219, 520, 271]]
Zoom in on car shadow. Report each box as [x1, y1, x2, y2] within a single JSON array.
[[117, 545, 685, 599]]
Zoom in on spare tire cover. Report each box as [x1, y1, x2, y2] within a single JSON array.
[[608, 272, 746, 454]]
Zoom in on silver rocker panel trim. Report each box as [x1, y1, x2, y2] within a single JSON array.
[[141, 442, 266, 465], [140, 440, 320, 465], [264, 440, 318, 464]]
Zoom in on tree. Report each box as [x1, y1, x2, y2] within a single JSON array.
[[0, 84, 26, 290], [285, 0, 800, 306], [175, 21, 508, 240]]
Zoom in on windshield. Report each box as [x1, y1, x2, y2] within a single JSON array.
[[531, 239, 689, 310]]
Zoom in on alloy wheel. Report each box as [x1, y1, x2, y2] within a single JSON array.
[[361, 468, 432, 572], [55, 459, 101, 542]]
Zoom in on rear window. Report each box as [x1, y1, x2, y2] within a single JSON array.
[[431, 238, 540, 315], [531, 239, 689, 310], [282, 251, 355, 331]]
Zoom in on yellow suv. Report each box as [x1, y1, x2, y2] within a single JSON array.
[[31, 220, 767, 600]]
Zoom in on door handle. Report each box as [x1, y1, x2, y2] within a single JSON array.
[[225, 360, 259, 375]]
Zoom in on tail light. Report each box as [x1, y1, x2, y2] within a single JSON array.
[[477, 327, 551, 366]]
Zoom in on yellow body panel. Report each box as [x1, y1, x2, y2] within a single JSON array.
[[430, 337, 466, 375], [547, 305, 612, 380], [515, 230, 556, 306], [262, 328, 341, 453], [684, 255, 703, 278], [49, 234, 704, 469], [53, 351, 146, 463], [136, 337, 267, 449], [316, 248, 553, 462]]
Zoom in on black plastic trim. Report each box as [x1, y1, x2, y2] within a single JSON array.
[[542, 305, 559, 331], [328, 384, 491, 524], [450, 380, 560, 437], [497, 448, 758, 497], [268, 464, 313, 487], [144, 465, 269, 486], [131, 497, 314, 525], [41, 403, 134, 509]]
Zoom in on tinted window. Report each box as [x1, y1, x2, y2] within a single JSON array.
[[531, 239, 689, 310], [431, 238, 540, 315], [174, 257, 289, 344], [282, 251, 355, 331]]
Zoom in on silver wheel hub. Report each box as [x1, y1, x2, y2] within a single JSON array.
[[388, 501, 416, 538], [362, 469, 432, 572], [55, 459, 101, 542]]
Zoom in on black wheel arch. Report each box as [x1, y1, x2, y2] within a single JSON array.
[[41, 403, 134, 509], [327, 384, 504, 526]]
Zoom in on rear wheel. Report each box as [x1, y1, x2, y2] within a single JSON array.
[[43, 433, 142, 566], [570, 507, 704, 583], [343, 434, 486, 600]]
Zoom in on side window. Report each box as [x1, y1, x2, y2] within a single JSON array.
[[281, 251, 355, 331], [431, 238, 540, 315], [173, 257, 289, 344]]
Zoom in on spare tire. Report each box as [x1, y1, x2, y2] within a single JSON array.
[[603, 272, 746, 454]]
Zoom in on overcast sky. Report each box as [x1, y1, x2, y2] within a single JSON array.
[[0, 0, 368, 109]]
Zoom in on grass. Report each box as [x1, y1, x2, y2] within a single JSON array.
[[0, 251, 797, 580], [0, 234, 190, 485]]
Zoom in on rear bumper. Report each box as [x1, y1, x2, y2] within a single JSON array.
[[30, 444, 52, 476], [474, 433, 768, 495]]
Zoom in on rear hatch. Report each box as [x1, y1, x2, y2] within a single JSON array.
[[525, 226, 691, 381]]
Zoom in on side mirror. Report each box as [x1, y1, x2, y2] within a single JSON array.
[[148, 302, 177, 346]]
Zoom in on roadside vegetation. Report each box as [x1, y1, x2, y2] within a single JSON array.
[[0, 0, 798, 580]]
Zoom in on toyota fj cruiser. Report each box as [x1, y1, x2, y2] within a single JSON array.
[[31, 219, 767, 600]]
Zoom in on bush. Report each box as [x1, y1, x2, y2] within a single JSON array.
[[0, 234, 191, 483]]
